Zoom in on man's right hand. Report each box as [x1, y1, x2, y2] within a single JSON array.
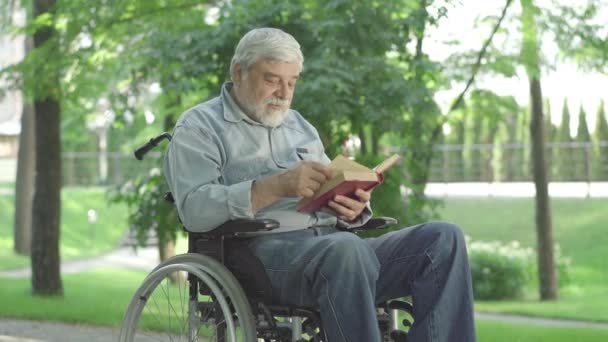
[[276, 161, 333, 198], [251, 161, 332, 213]]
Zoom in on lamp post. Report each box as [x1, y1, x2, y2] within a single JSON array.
[[87, 209, 97, 247]]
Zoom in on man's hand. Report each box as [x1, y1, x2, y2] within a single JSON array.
[[327, 189, 371, 222], [277, 161, 333, 198], [251, 161, 332, 212]]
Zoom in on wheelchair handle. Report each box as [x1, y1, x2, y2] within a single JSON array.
[[134, 132, 172, 160]]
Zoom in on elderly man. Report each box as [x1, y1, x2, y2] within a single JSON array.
[[164, 27, 476, 342]]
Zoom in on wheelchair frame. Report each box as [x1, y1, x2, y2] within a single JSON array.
[[119, 133, 413, 342]]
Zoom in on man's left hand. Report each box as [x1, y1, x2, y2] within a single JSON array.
[[327, 189, 371, 222]]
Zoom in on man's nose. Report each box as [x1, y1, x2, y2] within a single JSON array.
[[275, 81, 291, 99]]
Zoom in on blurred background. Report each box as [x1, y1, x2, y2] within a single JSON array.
[[1, 0, 607, 341]]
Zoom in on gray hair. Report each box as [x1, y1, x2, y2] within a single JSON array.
[[230, 28, 304, 76]]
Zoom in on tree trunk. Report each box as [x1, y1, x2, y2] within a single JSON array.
[[158, 238, 175, 262], [14, 33, 36, 255], [521, 0, 558, 300], [31, 96, 63, 296], [13, 99, 35, 255], [529, 78, 558, 300], [31, 0, 63, 296]]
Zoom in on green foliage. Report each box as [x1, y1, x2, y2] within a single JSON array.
[[572, 105, 591, 181], [543, 99, 555, 142], [575, 105, 591, 143], [593, 100, 608, 180], [520, 0, 541, 77], [556, 98, 574, 180], [460, 90, 517, 181], [468, 237, 571, 300], [468, 238, 533, 300], [543, 0, 608, 73], [594, 100, 608, 142], [445, 108, 467, 181], [107, 164, 182, 248]]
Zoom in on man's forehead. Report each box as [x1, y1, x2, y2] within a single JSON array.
[[252, 59, 300, 78]]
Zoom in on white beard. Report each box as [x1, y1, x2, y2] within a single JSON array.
[[240, 94, 290, 128]]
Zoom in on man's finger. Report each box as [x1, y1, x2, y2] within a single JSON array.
[[307, 168, 331, 184], [334, 194, 364, 210], [329, 200, 356, 218], [300, 188, 315, 198], [354, 189, 371, 202], [307, 161, 333, 179]]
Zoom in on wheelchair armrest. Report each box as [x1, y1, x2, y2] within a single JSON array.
[[212, 218, 280, 236], [351, 216, 398, 232]]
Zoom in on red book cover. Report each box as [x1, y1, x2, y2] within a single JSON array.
[[297, 174, 384, 213], [297, 154, 399, 213]]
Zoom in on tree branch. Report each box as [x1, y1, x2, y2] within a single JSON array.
[[430, 0, 514, 144]]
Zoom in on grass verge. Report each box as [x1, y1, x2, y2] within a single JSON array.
[[0, 187, 128, 271], [1, 268, 606, 341], [439, 197, 608, 322]]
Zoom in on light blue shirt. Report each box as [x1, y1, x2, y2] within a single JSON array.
[[163, 83, 370, 234]]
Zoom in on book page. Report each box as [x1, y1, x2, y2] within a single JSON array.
[[373, 154, 401, 174], [329, 155, 370, 172]]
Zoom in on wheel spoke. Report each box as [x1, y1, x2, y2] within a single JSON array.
[[120, 256, 255, 342]]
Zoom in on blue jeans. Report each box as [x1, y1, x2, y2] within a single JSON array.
[[247, 221, 476, 342]]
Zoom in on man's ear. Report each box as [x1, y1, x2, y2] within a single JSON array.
[[231, 64, 242, 85]]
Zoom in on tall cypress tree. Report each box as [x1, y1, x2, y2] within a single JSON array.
[[575, 105, 591, 181], [501, 112, 519, 181], [515, 106, 530, 180], [556, 98, 573, 180], [464, 107, 483, 181], [593, 100, 608, 180], [446, 108, 467, 182], [543, 98, 555, 179]]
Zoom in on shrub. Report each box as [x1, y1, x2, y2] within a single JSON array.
[[467, 237, 572, 300], [467, 238, 534, 300], [107, 166, 182, 249]]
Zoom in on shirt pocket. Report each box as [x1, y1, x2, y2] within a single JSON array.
[[223, 157, 270, 184], [295, 141, 325, 163]]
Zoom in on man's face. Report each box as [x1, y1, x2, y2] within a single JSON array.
[[233, 59, 300, 127]]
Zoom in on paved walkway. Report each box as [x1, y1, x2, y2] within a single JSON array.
[[0, 318, 165, 342], [0, 246, 159, 278], [1, 313, 607, 342]]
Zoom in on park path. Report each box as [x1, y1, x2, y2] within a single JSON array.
[[0, 246, 159, 278], [1, 245, 608, 342]]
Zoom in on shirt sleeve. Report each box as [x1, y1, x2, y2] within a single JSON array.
[[163, 124, 255, 232]]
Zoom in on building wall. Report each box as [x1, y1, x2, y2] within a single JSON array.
[[0, 7, 26, 159]]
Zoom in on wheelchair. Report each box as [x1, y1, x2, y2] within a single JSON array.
[[118, 133, 414, 342]]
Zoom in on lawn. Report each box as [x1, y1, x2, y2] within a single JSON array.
[[0, 187, 128, 271], [1, 268, 606, 341], [438, 197, 608, 322], [1, 192, 607, 337]]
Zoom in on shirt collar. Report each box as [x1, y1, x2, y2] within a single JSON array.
[[221, 82, 255, 124], [220, 82, 302, 132]]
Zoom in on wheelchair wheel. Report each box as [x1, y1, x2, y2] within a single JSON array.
[[119, 253, 256, 341]]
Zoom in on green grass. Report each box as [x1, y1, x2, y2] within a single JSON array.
[[477, 320, 608, 341], [0, 187, 128, 271], [1, 193, 607, 336], [0, 268, 146, 326], [439, 197, 608, 322], [1, 268, 606, 341]]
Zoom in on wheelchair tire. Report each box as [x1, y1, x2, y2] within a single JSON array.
[[119, 253, 256, 341]]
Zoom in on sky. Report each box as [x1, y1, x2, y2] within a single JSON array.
[[428, 0, 608, 136]]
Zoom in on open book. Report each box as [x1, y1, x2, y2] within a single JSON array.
[[297, 154, 401, 213]]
